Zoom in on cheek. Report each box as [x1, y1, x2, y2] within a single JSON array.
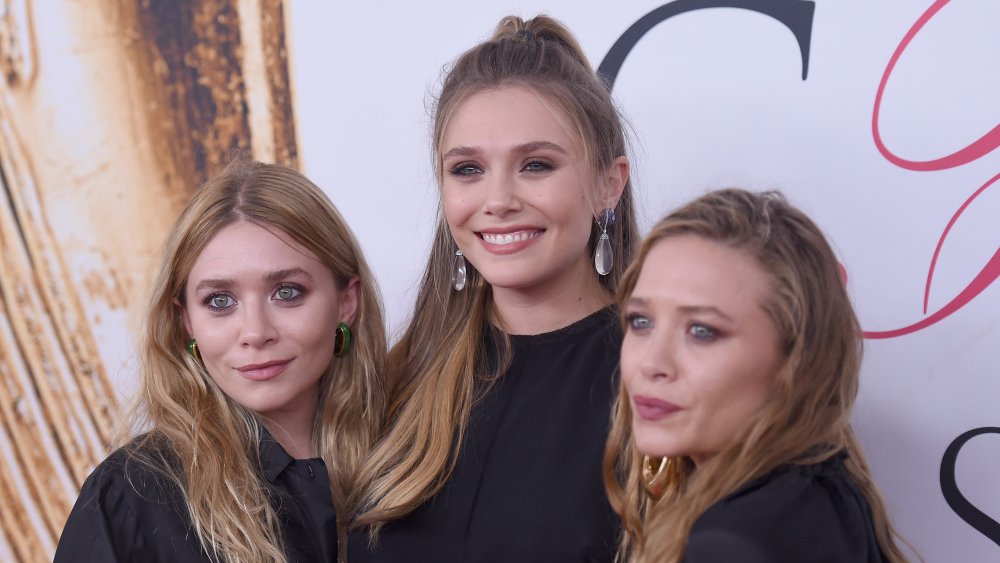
[[552, 187, 594, 225], [298, 305, 341, 351], [441, 188, 474, 226], [703, 365, 776, 431], [191, 327, 234, 371], [186, 311, 227, 352]]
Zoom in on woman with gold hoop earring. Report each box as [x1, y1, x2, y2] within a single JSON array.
[[604, 189, 911, 562]]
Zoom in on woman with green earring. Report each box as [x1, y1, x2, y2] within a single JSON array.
[[55, 156, 388, 562]]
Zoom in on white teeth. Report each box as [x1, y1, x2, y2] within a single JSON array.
[[481, 231, 541, 245]]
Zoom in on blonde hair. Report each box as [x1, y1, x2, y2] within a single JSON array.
[[354, 14, 639, 533], [604, 189, 908, 562], [118, 157, 387, 562]]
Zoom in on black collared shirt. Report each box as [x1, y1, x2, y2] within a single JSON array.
[[55, 433, 337, 562], [685, 453, 887, 562]]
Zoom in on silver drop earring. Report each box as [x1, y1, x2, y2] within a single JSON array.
[[594, 208, 615, 276], [452, 248, 467, 291]]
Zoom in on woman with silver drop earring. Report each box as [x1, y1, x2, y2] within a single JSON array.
[[350, 14, 640, 563]]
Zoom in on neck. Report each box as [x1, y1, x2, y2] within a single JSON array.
[[258, 399, 317, 459], [491, 255, 611, 335]]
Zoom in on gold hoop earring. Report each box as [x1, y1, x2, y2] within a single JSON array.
[[334, 322, 352, 357], [641, 455, 676, 499]]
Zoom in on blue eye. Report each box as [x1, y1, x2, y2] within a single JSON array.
[[205, 293, 235, 311], [449, 162, 482, 176], [626, 314, 652, 331], [522, 159, 552, 173], [273, 284, 304, 302], [688, 324, 717, 341]]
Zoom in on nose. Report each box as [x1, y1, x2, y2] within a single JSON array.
[[482, 170, 522, 217], [240, 300, 277, 348], [639, 330, 677, 382]]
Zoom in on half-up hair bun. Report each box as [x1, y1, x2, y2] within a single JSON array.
[[491, 14, 592, 68]]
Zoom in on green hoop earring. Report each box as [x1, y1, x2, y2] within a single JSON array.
[[186, 338, 204, 366], [334, 322, 352, 357]]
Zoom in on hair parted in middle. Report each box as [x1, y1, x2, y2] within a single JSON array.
[[353, 14, 640, 534], [603, 188, 907, 562], [121, 156, 388, 563]]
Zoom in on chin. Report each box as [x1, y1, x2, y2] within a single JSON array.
[[633, 433, 680, 460]]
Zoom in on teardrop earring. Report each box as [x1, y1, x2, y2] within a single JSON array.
[[452, 248, 467, 291], [594, 208, 615, 276]]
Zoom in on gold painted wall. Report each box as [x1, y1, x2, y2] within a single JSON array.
[[0, 1, 297, 559]]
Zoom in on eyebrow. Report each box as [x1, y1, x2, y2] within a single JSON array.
[[441, 140, 569, 161], [678, 305, 735, 322], [624, 297, 736, 322], [193, 268, 314, 293]]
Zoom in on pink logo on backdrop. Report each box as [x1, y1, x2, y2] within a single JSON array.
[[865, 0, 1000, 339]]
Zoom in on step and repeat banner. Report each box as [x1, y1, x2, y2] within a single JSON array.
[[0, 0, 995, 561], [290, 1, 997, 562]]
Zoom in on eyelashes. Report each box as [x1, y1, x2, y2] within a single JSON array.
[[626, 313, 652, 331], [201, 283, 307, 313], [204, 293, 234, 311], [687, 323, 719, 342], [448, 162, 482, 176], [445, 158, 557, 177], [521, 159, 554, 173], [623, 312, 721, 343]]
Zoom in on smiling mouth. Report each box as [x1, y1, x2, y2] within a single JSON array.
[[479, 230, 543, 246]]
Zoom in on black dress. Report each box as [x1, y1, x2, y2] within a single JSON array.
[[350, 308, 622, 563], [55, 432, 337, 562], [684, 453, 887, 562]]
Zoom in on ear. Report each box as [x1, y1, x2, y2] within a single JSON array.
[[338, 277, 361, 326], [595, 155, 629, 213], [174, 298, 193, 336]]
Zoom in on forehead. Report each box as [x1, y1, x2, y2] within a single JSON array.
[[633, 235, 772, 310], [442, 85, 581, 152], [188, 221, 323, 279]]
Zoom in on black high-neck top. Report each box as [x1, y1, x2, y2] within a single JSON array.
[[350, 308, 622, 563]]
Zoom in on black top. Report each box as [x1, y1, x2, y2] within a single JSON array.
[[350, 308, 622, 563], [55, 432, 337, 562], [684, 453, 887, 562]]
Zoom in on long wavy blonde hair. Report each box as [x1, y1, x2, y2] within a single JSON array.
[[353, 14, 640, 534], [604, 189, 908, 562], [117, 157, 387, 562]]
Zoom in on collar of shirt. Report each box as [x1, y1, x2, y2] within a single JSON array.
[[258, 428, 296, 482]]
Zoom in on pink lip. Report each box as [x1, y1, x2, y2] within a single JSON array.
[[235, 359, 291, 381], [632, 395, 680, 421], [476, 226, 544, 255]]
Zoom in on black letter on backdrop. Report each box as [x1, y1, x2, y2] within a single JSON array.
[[598, 0, 816, 87], [941, 427, 1000, 546]]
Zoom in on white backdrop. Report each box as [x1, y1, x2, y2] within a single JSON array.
[[289, 1, 999, 561]]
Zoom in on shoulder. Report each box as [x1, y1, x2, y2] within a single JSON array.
[[55, 435, 192, 561], [686, 456, 882, 562], [81, 435, 182, 503]]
